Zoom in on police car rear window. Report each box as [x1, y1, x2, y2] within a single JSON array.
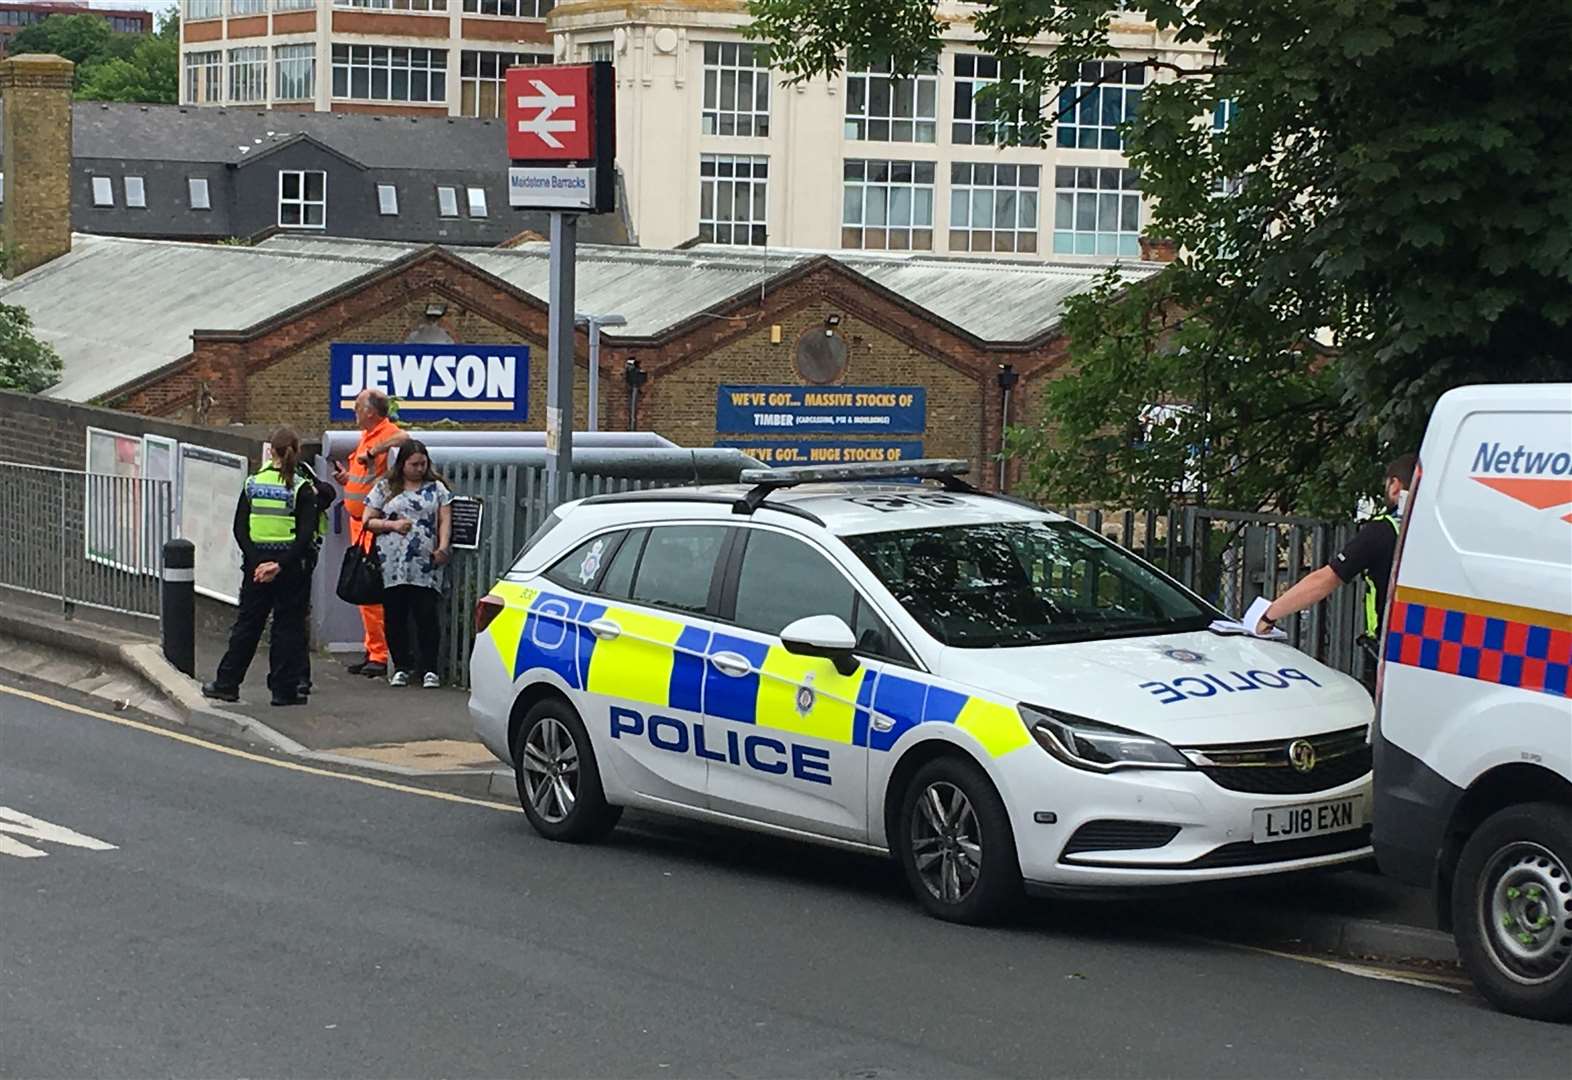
[[843, 521, 1214, 648]]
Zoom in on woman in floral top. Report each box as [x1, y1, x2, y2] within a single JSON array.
[[362, 440, 453, 688]]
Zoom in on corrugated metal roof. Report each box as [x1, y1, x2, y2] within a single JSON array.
[[4, 233, 1161, 404], [1, 234, 390, 403]]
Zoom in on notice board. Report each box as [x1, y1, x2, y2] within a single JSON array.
[[178, 444, 248, 605]]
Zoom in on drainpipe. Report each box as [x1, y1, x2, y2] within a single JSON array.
[[624, 357, 647, 430], [996, 363, 1020, 491]]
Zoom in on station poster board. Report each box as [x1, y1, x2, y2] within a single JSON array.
[[178, 444, 247, 605]]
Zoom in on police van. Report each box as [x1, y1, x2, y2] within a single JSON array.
[[1372, 384, 1572, 1020], [469, 461, 1375, 922]]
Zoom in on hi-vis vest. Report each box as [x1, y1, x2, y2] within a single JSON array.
[[1363, 514, 1400, 635], [245, 465, 311, 548]]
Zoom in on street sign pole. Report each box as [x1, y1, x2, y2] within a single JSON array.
[[544, 210, 577, 510], [586, 320, 600, 433]]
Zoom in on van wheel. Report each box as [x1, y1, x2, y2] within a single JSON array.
[[1452, 803, 1572, 1022], [513, 698, 621, 843], [896, 755, 1022, 924]]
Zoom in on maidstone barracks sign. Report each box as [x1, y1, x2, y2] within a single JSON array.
[[329, 344, 529, 423]]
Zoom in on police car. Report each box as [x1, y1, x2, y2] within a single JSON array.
[[469, 461, 1375, 923]]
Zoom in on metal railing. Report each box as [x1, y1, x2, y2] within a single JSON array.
[[1053, 505, 1367, 681], [0, 462, 176, 620]]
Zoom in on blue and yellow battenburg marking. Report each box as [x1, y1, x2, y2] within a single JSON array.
[[484, 583, 1030, 758]]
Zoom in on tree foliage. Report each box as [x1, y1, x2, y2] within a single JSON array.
[[749, 1, 1572, 513], [0, 303, 63, 394], [9, 11, 177, 103]]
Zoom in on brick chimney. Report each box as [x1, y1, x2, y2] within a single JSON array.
[[1, 53, 74, 278]]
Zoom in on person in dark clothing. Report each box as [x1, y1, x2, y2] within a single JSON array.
[[1257, 453, 1417, 683], [201, 429, 318, 707]]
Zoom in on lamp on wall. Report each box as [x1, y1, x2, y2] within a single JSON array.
[[425, 302, 448, 318], [624, 356, 647, 431]]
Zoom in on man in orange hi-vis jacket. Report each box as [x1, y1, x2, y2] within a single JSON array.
[[332, 388, 409, 678]]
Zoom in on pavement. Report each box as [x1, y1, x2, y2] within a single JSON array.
[[7, 685, 1571, 1079], [0, 600, 1458, 969]]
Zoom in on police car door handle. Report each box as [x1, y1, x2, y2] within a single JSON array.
[[709, 651, 753, 678], [869, 715, 895, 733], [587, 618, 622, 641]]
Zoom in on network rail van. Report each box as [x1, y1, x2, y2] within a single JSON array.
[[471, 460, 1378, 925], [1372, 383, 1572, 1021]]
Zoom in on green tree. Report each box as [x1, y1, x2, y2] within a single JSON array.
[[9, 11, 177, 102], [748, 1, 1572, 513], [0, 303, 63, 394]]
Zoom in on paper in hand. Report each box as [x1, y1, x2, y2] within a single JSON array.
[[1208, 596, 1288, 640]]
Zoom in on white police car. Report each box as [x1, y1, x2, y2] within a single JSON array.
[[469, 461, 1374, 922]]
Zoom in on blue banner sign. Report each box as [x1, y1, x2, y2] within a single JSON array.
[[716, 385, 925, 435], [330, 343, 529, 423], [719, 440, 924, 467]]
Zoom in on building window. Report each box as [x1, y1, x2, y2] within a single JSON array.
[[124, 176, 147, 209], [189, 177, 211, 210], [278, 170, 326, 229], [331, 45, 447, 104], [1056, 60, 1145, 150], [185, 0, 223, 19], [467, 187, 489, 217], [460, 49, 550, 118], [273, 0, 315, 9], [91, 176, 114, 208], [701, 43, 769, 138], [952, 54, 1031, 146], [230, 0, 268, 13], [462, 0, 554, 15], [334, 0, 448, 10], [586, 42, 614, 64], [949, 163, 1039, 254], [377, 184, 399, 216], [699, 154, 767, 246], [844, 56, 937, 143], [227, 47, 267, 104], [274, 45, 315, 101], [184, 50, 221, 105], [841, 159, 934, 250], [437, 186, 460, 217], [1053, 166, 1141, 256]]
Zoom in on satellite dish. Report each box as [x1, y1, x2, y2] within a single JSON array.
[[795, 327, 849, 384]]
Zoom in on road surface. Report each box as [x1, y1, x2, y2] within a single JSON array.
[[3, 679, 1568, 1078]]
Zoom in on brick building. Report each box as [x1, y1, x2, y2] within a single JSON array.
[[0, 50, 1166, 490]]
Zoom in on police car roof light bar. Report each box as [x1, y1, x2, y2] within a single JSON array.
[[732, 459, 974, 515]]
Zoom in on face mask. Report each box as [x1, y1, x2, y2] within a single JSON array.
[[1395, 489, 1409, 519]]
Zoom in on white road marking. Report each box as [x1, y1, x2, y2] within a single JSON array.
[[0, 805, 118, 859]]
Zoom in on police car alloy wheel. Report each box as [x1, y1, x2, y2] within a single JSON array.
[[513, 699, 622, 843], [897, 757, 1022, 924], [1452, 803, 1572, 1022]]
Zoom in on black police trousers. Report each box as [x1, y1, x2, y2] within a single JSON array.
[[214, 562, 311, 699]]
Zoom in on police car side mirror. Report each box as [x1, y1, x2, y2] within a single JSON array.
[[780, 615, 860, 677]]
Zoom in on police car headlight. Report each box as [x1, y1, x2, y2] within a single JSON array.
[[1019, 705, 1190, 772]]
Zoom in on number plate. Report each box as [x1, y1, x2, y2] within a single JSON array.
[[1251, 795, 1364, 845]]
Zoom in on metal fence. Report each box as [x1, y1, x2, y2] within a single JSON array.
[[0, 462, 176, 619], [1052, 505, 1368, 680]]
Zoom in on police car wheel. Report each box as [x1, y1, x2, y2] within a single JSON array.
[[1453, 802, 1572, 1022], [897, 756, 1021, 925], [513, 699, 622, 843]]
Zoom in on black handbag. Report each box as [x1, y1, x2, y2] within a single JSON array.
[[336, 528, 385, 606]]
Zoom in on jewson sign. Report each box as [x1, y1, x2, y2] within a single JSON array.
[[716, 385, 926, 435], [330, 344, 529, 423]]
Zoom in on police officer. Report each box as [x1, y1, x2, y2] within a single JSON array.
[[202, 428, 318, 708], [1256, 453, 1417, 678]]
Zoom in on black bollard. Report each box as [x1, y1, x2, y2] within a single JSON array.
[[161, 539, 196, 677]]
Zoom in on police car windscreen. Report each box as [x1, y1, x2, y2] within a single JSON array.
[[843, 522, 1216, 649]]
